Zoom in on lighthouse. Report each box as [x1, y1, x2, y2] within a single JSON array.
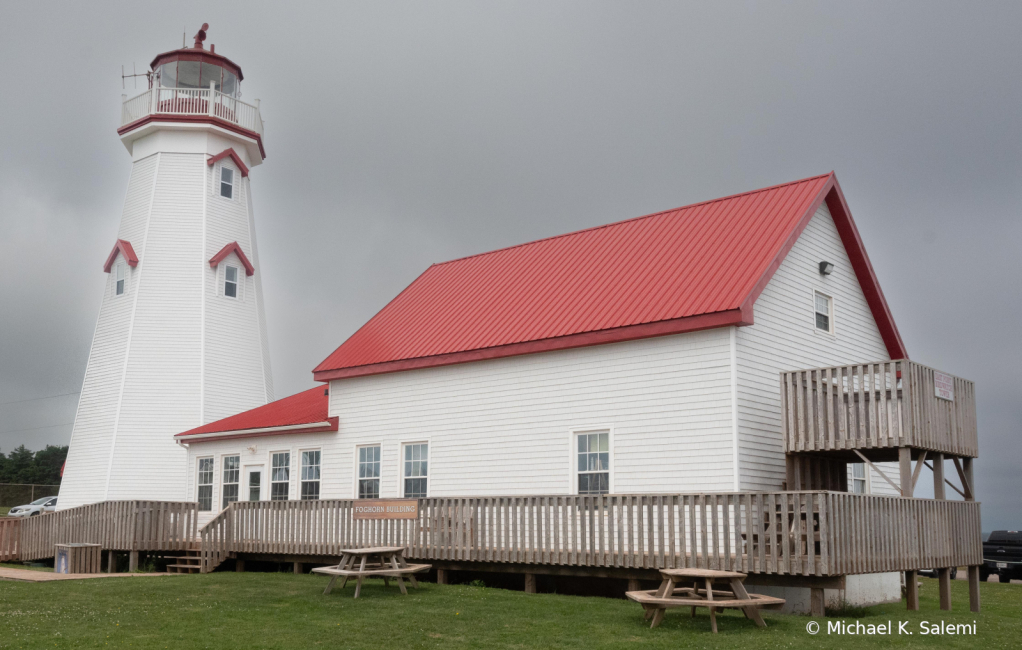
[[58, 26, 273, 509]]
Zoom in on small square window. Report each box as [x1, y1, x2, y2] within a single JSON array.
[[224, 265, 238, 298], [220, 166, 234, 199], [115, 263, 125, 296], [814, 291, 833, 333]]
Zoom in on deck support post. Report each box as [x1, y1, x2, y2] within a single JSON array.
[[524, 573, 536, 594], [293, 562, 302, 574], [899, 447, 913, 497], [235, 559, 245, 572], [968, 566, 981, 612], [436, 569, 448, 585], [963, 458, 975, 501], [932, 453, 946, 500], [905, 571, 919, 610], [107, 550, 115, 573], [627, 579, 641, 593], [128, 551, 138, 572], [938, 568, 952, 610], [785, 457, 800, 490], [810, 588, 825, 617]]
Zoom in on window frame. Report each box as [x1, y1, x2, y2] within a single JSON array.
[[300, 449, 321, 501], [813, 289, 835, 335], [401, 441, 429, 499], [355, 443, 382, 499], [196, 457, 215, 511], [270, 451, 291, 501], [223, 264, 240, 299], [222, 454, 240, 509], [219, 164, 235, 200], [569, 427, 614, 496], [114, 262, 126, 297], [850, 462, 870, 494]]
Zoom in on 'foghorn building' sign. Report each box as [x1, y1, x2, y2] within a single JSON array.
[[352, 499, 419, 520]]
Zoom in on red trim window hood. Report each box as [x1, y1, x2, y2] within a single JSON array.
[[209, 241, 255, 276], [207, 148, 249, 177], [103, 239, 138, 273]]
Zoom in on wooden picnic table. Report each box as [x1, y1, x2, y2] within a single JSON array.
[[310, 546, 431, 598], [626, 568, 785, 633]]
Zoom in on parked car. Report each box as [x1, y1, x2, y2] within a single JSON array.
[[6, 496, 57, 517], [982, 530, 1022, 583], [919, 567, 958, 580]]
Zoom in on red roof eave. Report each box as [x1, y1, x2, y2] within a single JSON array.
[[117, 115, 266, 160], [176, 417, 338, 444], [207, 148, 249, 177], [103, 239, 138, 273], [313, 308, 752, 381], [209, 241, 255, 276]]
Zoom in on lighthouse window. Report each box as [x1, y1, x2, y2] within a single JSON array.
[[177, 61, 201, 89], [201, 63, 222, 92], [224, 265, 239, 298], [115, 263, 125, 296], [220, 166, 234, 199]]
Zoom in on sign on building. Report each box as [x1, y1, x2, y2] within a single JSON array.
[[352, 499, 419, 520], [933, 371, 955, 401]]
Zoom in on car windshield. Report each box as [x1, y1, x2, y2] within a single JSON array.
[[30, 497, 51, 505]]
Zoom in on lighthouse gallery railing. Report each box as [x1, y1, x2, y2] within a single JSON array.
[[121, 86, 263, 136]]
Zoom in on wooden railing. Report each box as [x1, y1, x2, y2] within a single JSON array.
[[198, 493, 981, 576], [17, 501, 198, 562], [782, 360, 978, 457], [0, 517, 20, 562], [120, 87, 263, 136]]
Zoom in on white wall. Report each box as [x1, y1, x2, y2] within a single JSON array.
[[59, 127, 272, 510], [734, 202, 898, 491]]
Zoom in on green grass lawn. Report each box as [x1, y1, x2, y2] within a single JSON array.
[[0, 507, 10, 516], [0, 563, 51, 573], [0, 572, 1017, 649]]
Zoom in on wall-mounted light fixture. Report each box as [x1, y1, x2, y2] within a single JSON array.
[[819, 261, 834, 276]]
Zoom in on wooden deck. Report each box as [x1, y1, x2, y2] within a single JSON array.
[[781, 360, 977, 459], [198, 492, 981, 576]]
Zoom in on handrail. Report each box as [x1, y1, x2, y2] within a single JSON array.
[[120, 87, 263, 136], [781, 360, 978, 457], [17, 500, 198, 562], [198, 492, 982, 576], [0, 517, 20, 562]]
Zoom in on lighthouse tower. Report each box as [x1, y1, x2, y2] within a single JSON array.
[[59, 26, 273, 509]]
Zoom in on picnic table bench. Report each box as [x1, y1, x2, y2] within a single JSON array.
[[626, 568, 785, 632], [311, 546, 430, 598]]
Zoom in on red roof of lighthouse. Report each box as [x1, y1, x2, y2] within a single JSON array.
[[314, 173, 906, 381], [176, 387, 335, 442]]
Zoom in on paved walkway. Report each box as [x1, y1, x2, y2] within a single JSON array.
[[0, 567, 176, 583]]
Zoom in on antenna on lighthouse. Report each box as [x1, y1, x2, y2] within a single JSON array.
[[121, 63, 150, 90]]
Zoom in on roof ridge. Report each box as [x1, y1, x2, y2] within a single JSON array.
[[432, 172, 833, 268]]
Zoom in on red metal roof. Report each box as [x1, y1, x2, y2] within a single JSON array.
[[103, 239, 138, 273], [314, 173, 906, 381], [176, 387, 336, 441], [209, 241, 255, 276]]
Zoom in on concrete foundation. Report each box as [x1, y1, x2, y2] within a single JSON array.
[[748, 572, 902, 614]]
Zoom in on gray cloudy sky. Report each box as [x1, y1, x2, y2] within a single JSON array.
[[1, 2, 1019, 527]]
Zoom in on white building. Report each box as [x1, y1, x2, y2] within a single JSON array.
[[178, 172, 906, 513], [59, 31, 273, 509]]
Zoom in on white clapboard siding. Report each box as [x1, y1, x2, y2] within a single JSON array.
[[184, 328, 734, 525], [59, 155, 158, 509], [60, 134, 272, 509], [735, 202, 896, 491]]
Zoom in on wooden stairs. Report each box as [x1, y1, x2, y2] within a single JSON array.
[[165, 545, 202, 574]]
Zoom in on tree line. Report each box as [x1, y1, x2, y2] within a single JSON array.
[[0, 445, 68, 485]]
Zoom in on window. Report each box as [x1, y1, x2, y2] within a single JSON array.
[[851, 463, 868, 494], [224, 265, 239, 298], [222, 455, 240, 508], [271, 452, 290, 501], [248, 470, 261, 502], [301, 450, 321, 500], [403, 443, 428, 498], [219, 166, 234, 199], [577, 431, 610, 495], [814, 291, 833, 333], [115, 263, 125, 296], [197, 458, 214, 511], [358, 445, 381, 499]]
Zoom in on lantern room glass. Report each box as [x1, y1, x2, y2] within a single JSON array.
[[156, 61, 239, 97]]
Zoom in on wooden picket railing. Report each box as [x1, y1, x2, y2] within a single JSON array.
[[782, 360, 978, 458], [197, 492, 981, 576], [0, 517, 21, 562], [16, 501, 198, 562]]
